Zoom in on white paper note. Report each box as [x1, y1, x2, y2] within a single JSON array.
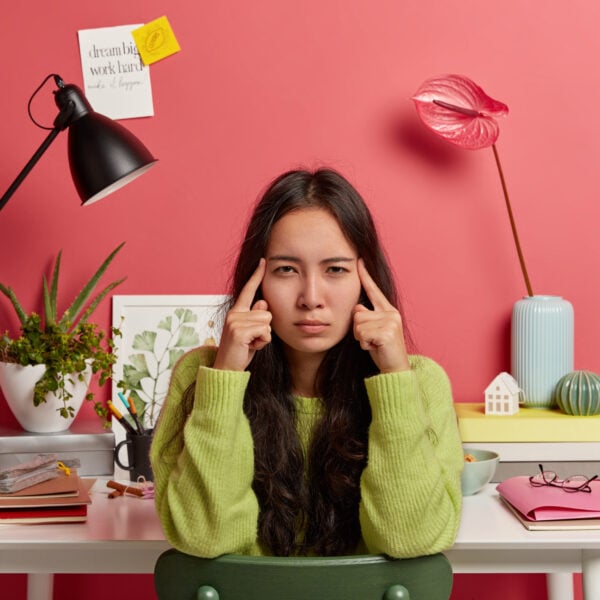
[[78, 24, 154, 120]]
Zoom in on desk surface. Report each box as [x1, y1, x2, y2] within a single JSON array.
[[454, 485, 600, 550], [1, 480, 600, 575], [447, 486, 600, 587], [0, 480, 169, 573], [4, 480, 599, 600]]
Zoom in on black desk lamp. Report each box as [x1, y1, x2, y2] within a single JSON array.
[[0, 74, 157, 211]]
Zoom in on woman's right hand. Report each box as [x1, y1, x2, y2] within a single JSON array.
[[212, 258, 272, 371]]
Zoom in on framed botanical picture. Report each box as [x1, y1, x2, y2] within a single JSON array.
[[111, 295, 228, 472]]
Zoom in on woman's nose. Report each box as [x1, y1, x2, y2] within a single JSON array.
[[298, 275, 324, 309]]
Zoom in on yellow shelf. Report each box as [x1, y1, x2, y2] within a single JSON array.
[[455, 403, 600, 442]]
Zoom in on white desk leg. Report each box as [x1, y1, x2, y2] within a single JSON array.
[[546, 573, 573, 600], [27, 573, 53, 600], [582, 550, 600, 600]]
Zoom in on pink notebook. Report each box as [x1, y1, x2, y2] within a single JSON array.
[[497, 476, 600, 521]]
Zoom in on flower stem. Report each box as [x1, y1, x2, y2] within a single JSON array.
[[491, 143, 534, 297]]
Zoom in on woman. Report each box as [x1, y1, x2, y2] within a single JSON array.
[[150, 168, 463, 559]]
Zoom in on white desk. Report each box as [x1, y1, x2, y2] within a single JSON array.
[[0, 480, 170, 600], [448, 485, 598, 600], [1, 482, 598, 600]]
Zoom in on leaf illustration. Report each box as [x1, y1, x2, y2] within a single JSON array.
[[132, 330, 157, 352], [157, 316, 172, 331], [175, 325, 200, 348], [123, 362, 149, 388], [128, 353, 150, 374], [168, 348, 186, 369], [175, 308, 198, 324], [119, 307, 207, 429]]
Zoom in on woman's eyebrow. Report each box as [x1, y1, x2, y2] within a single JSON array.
[[267, 256, 355, 264], [267, 255, 301, 262], [321, 257, 355, 264]]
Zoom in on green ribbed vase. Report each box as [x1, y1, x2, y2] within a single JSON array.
[[554, 370, 600, 416]]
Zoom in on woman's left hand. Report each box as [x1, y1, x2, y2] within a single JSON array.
[[353, 259, 411, 373]]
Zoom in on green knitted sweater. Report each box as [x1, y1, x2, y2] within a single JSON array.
[[150, 347, 463, 558]]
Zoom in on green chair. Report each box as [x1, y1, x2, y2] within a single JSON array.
[[154, 549, 453, 600]]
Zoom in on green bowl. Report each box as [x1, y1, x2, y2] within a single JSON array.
[[461, 448, 500, 495]]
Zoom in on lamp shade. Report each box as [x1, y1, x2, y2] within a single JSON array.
[[52, 81, 157, 206], [68, 112, 157, 205], [0, 76, 157, 213]]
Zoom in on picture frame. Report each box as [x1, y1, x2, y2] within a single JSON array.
[[111, 294, 228, 478]]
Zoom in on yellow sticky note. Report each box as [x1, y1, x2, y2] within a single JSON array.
[[132, 16, 181, 66]]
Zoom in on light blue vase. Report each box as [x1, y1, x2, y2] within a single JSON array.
[[511, 295, 574, 409]]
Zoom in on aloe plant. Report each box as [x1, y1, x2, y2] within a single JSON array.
[[0, 243, 126, 420]]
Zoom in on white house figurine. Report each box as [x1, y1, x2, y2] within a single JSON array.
[[485, 372, 521, 415]]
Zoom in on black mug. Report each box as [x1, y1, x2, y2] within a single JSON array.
[[114, 429, 154, 482]]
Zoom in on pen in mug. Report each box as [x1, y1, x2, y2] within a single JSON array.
[[118, 391, 145, 435], [107, 401, 137, 436]]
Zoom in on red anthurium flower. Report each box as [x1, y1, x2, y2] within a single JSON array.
[[412, 74, 509, 150], [412, 74, 533, 296]]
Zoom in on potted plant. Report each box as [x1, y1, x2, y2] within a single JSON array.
[[0, 243, 126, 433]]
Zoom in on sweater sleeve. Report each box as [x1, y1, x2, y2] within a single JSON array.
[[150, 347, 261, 557], [359, 355, 463, 558]]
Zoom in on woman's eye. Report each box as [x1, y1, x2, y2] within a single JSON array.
[[327, 266, 350, 275], [274, 265, 296, 274]]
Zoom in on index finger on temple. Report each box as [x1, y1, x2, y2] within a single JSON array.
[[357, 259, 392, 311], [234, 258, 266, 311]]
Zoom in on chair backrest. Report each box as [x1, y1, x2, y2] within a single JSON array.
[[154, 550, 453, 600]]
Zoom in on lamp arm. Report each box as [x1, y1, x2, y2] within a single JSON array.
[[0, 127, 62, 211], [0, 97, 75, 212]]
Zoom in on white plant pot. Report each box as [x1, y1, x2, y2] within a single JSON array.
[[0, 361, 93, 433]]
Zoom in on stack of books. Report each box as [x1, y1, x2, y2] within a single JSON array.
[[0, 468, 93, 524], [497, 476, 600, 531]]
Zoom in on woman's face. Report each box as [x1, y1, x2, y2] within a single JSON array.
[[261, 207, 361, 362]]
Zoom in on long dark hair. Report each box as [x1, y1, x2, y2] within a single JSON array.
[[187, 168, 409, 556]]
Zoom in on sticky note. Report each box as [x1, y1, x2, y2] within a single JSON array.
[[132, 16, 181, 65]]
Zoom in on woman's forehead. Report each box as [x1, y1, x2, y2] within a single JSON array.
[[267, 208, 357, 257]]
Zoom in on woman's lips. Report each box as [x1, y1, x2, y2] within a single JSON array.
[[295, 320, 328, 334]]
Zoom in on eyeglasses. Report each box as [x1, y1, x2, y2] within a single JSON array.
[[529, 464, 598, 493]]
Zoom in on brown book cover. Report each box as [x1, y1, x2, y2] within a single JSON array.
[[0, 470, 80, 499], [0, 474, 92, 509]]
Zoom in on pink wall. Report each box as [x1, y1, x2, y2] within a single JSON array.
[[2, 2, 597, 598]]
